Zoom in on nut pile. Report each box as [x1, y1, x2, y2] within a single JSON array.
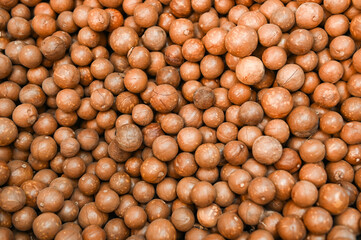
[[0, 0, 361, 239]]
